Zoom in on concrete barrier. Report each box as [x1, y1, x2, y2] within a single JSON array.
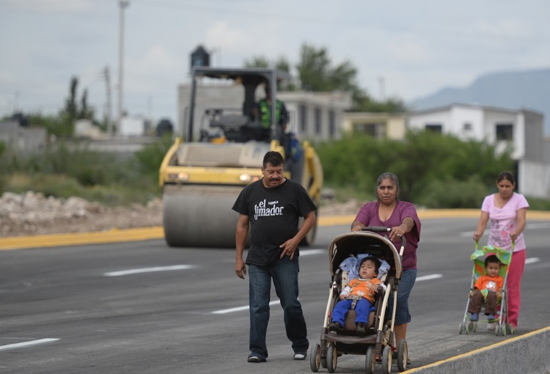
[[406, 326, 550, 374]]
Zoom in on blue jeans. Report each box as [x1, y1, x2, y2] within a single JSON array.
[[248, 256, 308, 359], [386, 269, 416, 325], [331, 298, 373, 325]]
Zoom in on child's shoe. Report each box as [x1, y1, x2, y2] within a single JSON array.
[[356, 322, 367, 336], [328, 322, 344, 333], [469, 313, 478, 321], [486, 314, 496, 321]]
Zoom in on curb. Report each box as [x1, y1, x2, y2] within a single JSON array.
[[405, 326, 550, 374]]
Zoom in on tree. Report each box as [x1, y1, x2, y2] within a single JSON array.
[[244, 44, 406, 112]]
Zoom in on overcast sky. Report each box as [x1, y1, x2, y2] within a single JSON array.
[[1, 0, 548, 126]]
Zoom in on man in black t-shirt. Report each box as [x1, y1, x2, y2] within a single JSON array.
[[232, 151, 316, 364]]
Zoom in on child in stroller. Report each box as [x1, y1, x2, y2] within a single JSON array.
[[459, 244, 513, 336], [309, 227, 409, 374], [467, 255, 504, 322], [328, 257, 385, 336]]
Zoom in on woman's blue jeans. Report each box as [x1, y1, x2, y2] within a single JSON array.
[[247, 256, 308, 359]]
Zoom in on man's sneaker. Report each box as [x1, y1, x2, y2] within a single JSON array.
[[294, 352, 307, 360], [486, 314, 496, 321], [247, 354, 266, 363], [469, 313, 478, 321], [356, 322, 367, 336], [328, 322, 344, 333]]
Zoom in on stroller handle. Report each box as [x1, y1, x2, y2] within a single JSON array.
[[361, 226, 407, 248]]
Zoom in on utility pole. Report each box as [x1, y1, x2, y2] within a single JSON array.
[[103, 66, 112, 136], [117, 0, 129, 136]]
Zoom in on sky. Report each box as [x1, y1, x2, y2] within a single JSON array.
[[1, 0, 549, 127]]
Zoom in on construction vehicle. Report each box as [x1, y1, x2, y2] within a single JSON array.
[[159, 67, 323, 248]]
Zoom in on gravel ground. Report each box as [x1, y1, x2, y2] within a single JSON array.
[[0, 191, 362, 237]]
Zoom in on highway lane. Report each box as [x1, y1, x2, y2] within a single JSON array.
[[1, 217, 549, 374]]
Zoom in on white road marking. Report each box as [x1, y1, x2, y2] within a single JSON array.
[[526, 223, 550, 229], [0, 338, 59, 352], [417, 274, 443, 281], [212, 300, 280, 315], [525, 257, 539, 264], [300, 249, 325, 256], [104, 264, 195, 277]]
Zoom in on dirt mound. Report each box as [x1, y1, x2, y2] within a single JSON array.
[[0, 191, 363, 237]]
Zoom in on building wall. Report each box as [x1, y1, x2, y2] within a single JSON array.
[[341, 112, 406, 139], [0, 121, 48, 154]]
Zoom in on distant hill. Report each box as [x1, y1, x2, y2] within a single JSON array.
[[409, 68, 550, 135]]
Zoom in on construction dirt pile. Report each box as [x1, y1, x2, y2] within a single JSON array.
[[0, 191, 363, 238]]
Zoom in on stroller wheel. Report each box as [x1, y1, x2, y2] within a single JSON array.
[[326, 343, 337, 373], [459, 322, 467, 335], [381, 345, 392, 374], [365, 345, 376, 374], [309, 343, 321, 372], [396, 339, 408, 372]]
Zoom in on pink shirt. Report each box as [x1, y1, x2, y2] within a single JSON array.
[[481, 192, 529, 252]]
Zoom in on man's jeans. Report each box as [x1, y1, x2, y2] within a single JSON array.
[[248, 256, 309, 359]]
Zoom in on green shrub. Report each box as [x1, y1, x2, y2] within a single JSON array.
[[416, 177, 488, 209]]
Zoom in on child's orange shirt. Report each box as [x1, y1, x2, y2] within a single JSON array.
[[474, 275, 504, 292], [343, 278, 381, 302]]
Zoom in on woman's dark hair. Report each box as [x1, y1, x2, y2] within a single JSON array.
[[497, 171, 516, 185], [376, 172, 400, 198]]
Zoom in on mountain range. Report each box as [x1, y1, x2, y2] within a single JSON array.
[[409, 67, 550, 135]]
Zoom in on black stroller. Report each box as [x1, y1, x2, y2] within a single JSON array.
[[310, 227, 408, 374]]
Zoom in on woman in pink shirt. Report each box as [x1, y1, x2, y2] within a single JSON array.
[[472, 171, 529, 329]]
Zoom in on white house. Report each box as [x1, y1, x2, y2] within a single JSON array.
[[407, 103, 548, 198]]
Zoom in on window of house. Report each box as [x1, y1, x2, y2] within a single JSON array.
[[425, 124, 442, 133], [315, 108, 322, 134], [299, 105, 307, 133], [463, 122, 472, 131], [496, 123, 513, 141]]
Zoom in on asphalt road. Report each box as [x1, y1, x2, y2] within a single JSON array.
[[1, 217, 550, 374]]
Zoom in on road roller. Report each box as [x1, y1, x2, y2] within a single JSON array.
[[159, 67, 323, 248]]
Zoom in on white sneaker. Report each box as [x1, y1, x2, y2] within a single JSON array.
[[294, 352, 307, 360]]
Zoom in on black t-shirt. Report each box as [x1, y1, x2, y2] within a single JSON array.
[[232, 178, 317, 266]]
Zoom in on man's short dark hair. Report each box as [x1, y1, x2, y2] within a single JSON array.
[[263, 151, 284, 168], [485, 255, 502, 268]]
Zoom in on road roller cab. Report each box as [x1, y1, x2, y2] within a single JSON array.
[[159, 67, 323, 248]]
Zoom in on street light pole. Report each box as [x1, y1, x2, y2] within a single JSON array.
[[117, 0, 129, 136]]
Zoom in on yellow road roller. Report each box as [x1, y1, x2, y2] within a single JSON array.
[[159, 67, 323, 247]]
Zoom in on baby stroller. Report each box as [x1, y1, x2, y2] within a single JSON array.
[[459, 243, 513, 336], [309, 226, 408, 374]]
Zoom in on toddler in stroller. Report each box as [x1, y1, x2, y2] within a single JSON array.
[[467, 255, 504, 322], [328, 257, 386, 336], [459, 244, 513, 336], [309, 227, 409, 374]]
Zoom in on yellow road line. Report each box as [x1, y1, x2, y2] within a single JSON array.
[[2, 210, 550, 251]]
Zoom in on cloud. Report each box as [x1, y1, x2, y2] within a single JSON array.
[[2, 0, 96, 13], [386, 37, 429, 65]]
